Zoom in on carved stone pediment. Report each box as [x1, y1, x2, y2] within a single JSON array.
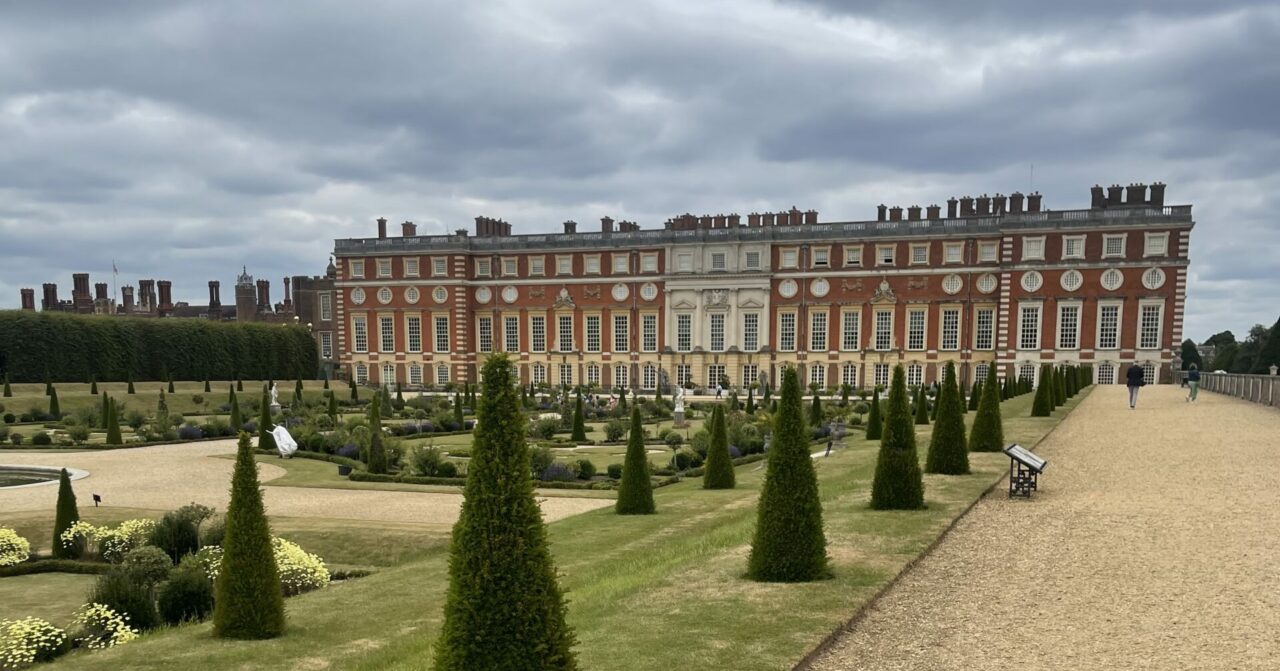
[[672, 298, 697, 310], [703, 289, 731, 310], [552, 286, 575, 309], [870, 277, 896, 304], [739, 298, 764, 309]]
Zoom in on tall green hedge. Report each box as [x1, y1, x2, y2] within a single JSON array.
[[0, 311, 317, 382]]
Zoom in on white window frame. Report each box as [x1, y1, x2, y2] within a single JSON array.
[[1138, 300, 1164, 350], [529, 256, 545, 276], [811, 247, 830, 268], [676, 313, 692, 352], [641, 253, 658, 273], [586, 364, 601, 386], [612, 253, 629, 275], [841, 310, 861, 351], [1018, 303, 1042, 351], [641, 314, 658, 353], [501, 257, 518, 277], [1144, 232, 1169, 258], [810, 310, 827, 352], [434, 316, 450, 353], [1097, 302, 1122, 351], [909, 243, 929, 265], [744, 251, 762, 270], [559, 363, 573, 388], [676, 364, 692, 389], [979, 241, 999, 262], [780, 248, 799, 269], [558, 315, 574, 352], [677, 254, 694, 273], [708, 313, 725, 352], [907, 363, 923, 387], [1057, 303, 1081, 350], [778, 312, 797, 352], [407, 316, 422, 353], [809, 364, 825, 389], [877, 244, 896, 266], [376, 258, 392, 278], [710, 252, 727, 271], [974, 307, 994, 350], [584, 255, 601, 275], [404, 257, 420, 277], [1062, 235, 1086, 260], [940, 308, 960, 351], [379, 316, 395, 353], [436, 364, 449, 386], [742, 364, 759, 388], [1103, 234, 1126, 258], [707, 364, 726, 389], [841, 363, 858, 389], [944, 242, 963, 264], [531, 316, 546, 353], [844, 245, 863, 267], [319, 293, 332, 321], [907, 309, 926, 351], [352, 315, 368, 353], [585, 315, 602, 353], [320, 332, 333, 359], [642, 364, 657, 390], [614, 364, 629, 390], [613, 314, 629, 353], [874, 310, 893, 351], [381, 363, 395, 387], [873, 363, 890, 388], [504, 316, 519, 352], [432, 257, 447, 277], [742, 313, 759, 352], [350, 259, 366, 279], [556, 255, 573, 276], [409, 364, 422, 386], [354, 363, 368, 384], [477, 316, 493, 353], [1022, 236, 1046, 261]]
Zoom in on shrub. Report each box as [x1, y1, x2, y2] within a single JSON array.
[[539, 463, 576, 482], [925, 362, 969, 476], [8, 434, 21, 446], [603, 418, 627, 442], [870, 365, 925, 510], [575, 459, 596, 479], [606, 463, 623, 479], [213, 432, 285, 639], [436, 461, 459, 478], [177, 424, 203, 440], [149, 511, 201, 564], [531, 417, 560, 440], [201, 516, 226, 548], [0, 617, 68, 666], [702, 405, 734, 489], [367, 395, 387, 474], [435, 354, 577, 669], [970, 363, 1005, 452], [89, 570, 160, 631], [0, 529, 31, 567], [747, 366, 827, 582], [158, 555, 215, 625], [200, 538, 329, 598], [2, 414, 13, 425], [336, 443, 361, 461], [71, 603, 138, 650], [60, 519, 155, 564], [52, 469, 81, 560], [66, 425, 90, 443], [674, 447, 702, 470], [30, 432, 52, 446], [663, 432, 684, 448], [570, 390, 587, 442], [615, 407, 656, 515], [529, 445, 554, 478], [411, 446, 445, 477], [121, 546, 174, 586]]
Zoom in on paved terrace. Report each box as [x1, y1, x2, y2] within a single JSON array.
[[810, 384, 1280, 671]]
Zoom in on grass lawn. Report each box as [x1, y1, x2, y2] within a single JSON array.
[[0, 573, 99, 626], [21, 387, 1088, 671]]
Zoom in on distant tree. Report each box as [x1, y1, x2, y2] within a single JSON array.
[[100, 393, 111, 429], [213, 432, 284, 639], [235, 378, 243, 392], [1249, 316, 1280, 374], [702, 405, 735, 489], [969, 364, 1005, 452], [48, 386, 61, 418], [1203, 330, 1236, 347], [809, 392, 823, 428], [322, 372, 329, 391], [204, 379, 211, 393], [349, 378, 358, 402], [453, 392, 464, 428], [870, 364, 925, 510], [229, 389, 242, 431], [925, 362, 969, 475], [127, 375, 135, 394], [1234, 324, 1269, 373], [90, 378, 98, 395], [258, 388, 276, 454], [296, 379, 305, 405], [616, 407, 655, 515], [1179, 339, 1203, 370], [1210, 341, 1239, 372], [52, 468, 81, 559], [327, 392, 338, 422], [105, 398, 123, 446], [2, 373, 11, 397], [865, 388, 883, 441]]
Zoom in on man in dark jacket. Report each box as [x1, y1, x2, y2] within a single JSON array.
[[1126, 364, 1146, 409], [1185, 364, 1201, 403]]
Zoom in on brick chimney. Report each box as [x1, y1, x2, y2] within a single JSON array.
[[256, 279, 270, 312], [601, 216, 614, 235], [946, 197, 958, 219], [42, 283, 58, 310], [776, 211, 791, 226], [1106, 185, 1123, 206], [401, 221, 417, 237], [804, 210, 818, 225], [1125, 183, 1147, 206], [19, 288, 35, 310], [907, 205, 922, 221], [889, 206, 903, 222], [157, 280, 173, 317], [926, 204, 941, 220], [992, 194, 1008, 215], [121, 286, 135, 314], [1009, 192, 1025, 214], [729, 214, 742, 227], [94, 283, 108, 301], [762, 212, 775, 226], [377, 217, 387, 239], [748, 213, 761, 227], [959, 197, 975, 217], [563, 220, 577, 234], [1149, 182, 1166, 208], [975, 195, 990, 216], [877, 204, 887, 222], [283, 277, 292, 309], [1027, 192, 1043, 213], [1090, 184, 1106, 208]]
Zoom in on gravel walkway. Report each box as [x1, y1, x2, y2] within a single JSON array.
[[809, 384, 1280, 671], [0, 440, 610, 525]]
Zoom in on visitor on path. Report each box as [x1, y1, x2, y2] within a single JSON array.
[[1126, 364, 1146, 408], [1186, 364, 1201, 402], [825, 439, 833, 457]]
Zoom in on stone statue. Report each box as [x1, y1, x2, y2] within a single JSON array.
[[269, 383, 279, 407], [674, 386, 685, 413]]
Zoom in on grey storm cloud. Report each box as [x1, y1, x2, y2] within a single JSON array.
[[0, 0, 1278, 340]]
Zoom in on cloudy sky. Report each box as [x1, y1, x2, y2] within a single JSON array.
[[1, 0, 1276, 339]]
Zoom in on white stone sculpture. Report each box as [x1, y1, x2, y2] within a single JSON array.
[[271, 425, 298, 458]]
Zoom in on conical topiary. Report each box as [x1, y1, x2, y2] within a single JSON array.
[[746, 387, 755, 414], [349, 378, 358, 402], [297, 379, 306, 405], [865, 387, 883, 441], [105, 398, 123, 446], [327, 392, 338, 422], [571, 390, 587, 442], [970, 363, 1005, 452], [204, 379, 211, 393], [870, 365, 925, 510], [229, 389, 242, 432], [434, 355, 578, 669], [48, 386, 61, 418], [168, 378, 176, 394], [213, 432, 285, 639], [453, 392, 464, 429], [90, 378, 98, 395], [1031, 365, 1054, 417], [258, 388, 277, 454], [1053, 366, 1067, 407], [367, 394, 387, 474], [100, 393, 110, 429], [616, 407, 655, 515], [228, 384, 236, 405], [236, 378, 243, 392], [702, 404, 735, 489], [323, 373, 329, 391], [925, 362, 969, 475], [809, 392, 823, 428], [968, 378, 982, 412], [747, 366, 827, 582], [52, 468, 81, 559], [2, 373, 10, 397], [913, 385, 930, 426]]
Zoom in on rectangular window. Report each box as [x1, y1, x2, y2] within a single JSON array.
[[404, 258, 420, 277], [979, 242, 998, 262], [944, 243, 963, 264], [877, 245, 896, 266], [1062, 235, 1085, 260], [559, 364, 573, 388], [1022, 237, 1045, 261], [355, 364, 368, 384], [352, 315, 367, 353], [676, 364, 692, 389], [745, 251, 761, 269], [907, 364, 923, 387], [707, 364, 725, 389], [587, 365, 601, 386], [477, 316, 493, 353], [1140, 304, 1162, 349], [841, 311, 861, 351], [584, 256, 600, 274], [875, 311, 893, 351], [612, 254, 629, 274], [434, 316, 449, 353], [841, 363, 858, 389], [910, 244, 929, 265], [1104, 234, 1126, 258], [409, 365, 422, 386], [320, 332, 333, 359], [437, 365, 449, 386], [319, 293, 332, 321], [907, 310, 926, 351], [614, 365, 629, 390], [812, 248, 829, 268], [809, 364, 825, 389], [530, 257, 545, 276], [1098, 305, 1120, 350], [1145, 233, 1169, 257], [742, 313, 759, 352], [711, 252, 727, 271], [350, 259, 366, 278], [742, 364, 759, 388], [504, 316, 519, 352], [1019, 305, 1041, 350], [779, 313, 797, 352], [557, 256, 572, 275], [558, 315, 574, 352], [432, 258, 447, 276], [975, 308, 994, 350], [974, 364, 989, 384], [613, 314, 629, 353], [677, 254, 693, 272], [407, 316, 422, 353], [781, 248, 798, 269], [844, 245, 862, 267], [531, 316, 546, 353], [874, 363, 890, 388], [377, 317, 394, 351], [502, 258, 517, 277], [377, 258, 392, 277], [810, 311, 827, 351], [585, 315, 601, 353], [676, 314, 692, 352], [474, 258, 490, 277], [532, 364, 546, 385], [642, 365, 657, 390], [941, 308, 960, 351], [642, 253, 658, 273], [642, 314, 657, 352], [1058, 305, 1080, 350], [709, 314, 725, 352]]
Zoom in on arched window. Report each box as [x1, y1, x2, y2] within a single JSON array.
[[532, 364, 547, 385], [354, 363, 368, 384], [409, 364, 422, 386], [906, 363, 923, 387], [1141, 362, 1156, 385], [841, 363, 858, 389], [436, 364, 449, 386], [974, 364, 990, 384], [1097, 363, 1116, 385], [586, 364, 601, 386], [381, 363, 396, 387], [642, 364, 657, 390]]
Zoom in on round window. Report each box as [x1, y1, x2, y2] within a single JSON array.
[[1142, 267, 1166, 290], [942, 274, 963, 295], [502, 286, 519, 304], [1020, 271, 1043, 293], [350, 288, 366, 305], [1101, 268, 1124, 291], [977, 274, 998, 294], [433, 287, 449, 304], [810, 278, 830, 298], [640, 283, 658, 301], [475, 287, 492, 304], [1060, 270, 1083, 292], [611, 284, 629, 301], [405, 287, 420, 304], [377, 287, 393, 304], [778, 279, 798, 299]]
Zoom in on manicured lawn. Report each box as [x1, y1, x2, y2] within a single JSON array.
[[29, 388, 1088, 670], [0, 573, 98, 626]]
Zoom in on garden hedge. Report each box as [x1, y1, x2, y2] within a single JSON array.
[[0, 310, 317, 382]]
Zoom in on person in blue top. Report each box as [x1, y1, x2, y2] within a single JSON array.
[[1185, 363, 1201, 403]]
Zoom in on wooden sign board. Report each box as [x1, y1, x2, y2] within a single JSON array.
[[1003, 443, 1047, 473]]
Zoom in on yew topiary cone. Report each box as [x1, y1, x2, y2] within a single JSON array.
[[213, 432, 284, 639], [747, 366, 828, 582], [870, 365, 925, 510], [616, 407, 655, 515], [258, 387, 277, 454], [970, 363, 1005, 452], [702, 404, 735, 489], [913, 385, 930, 426], [1031, 364, 1054, 417], [52, 468, 81, 559], [925, 363, 969, 475], [434, 355, 578, 669], [865, 388, 883, 441], [570, 389, 588, 442]]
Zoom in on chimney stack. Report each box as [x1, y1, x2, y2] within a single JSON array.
[[19, 288, 35, 311], [1106, 184, 1123, 206], [959, 196, 975, 217], [776, 211, 791, 226], [748, 213, 761, 227], [401, 221, 417, 237], [1149, 182, 1166, 208], [1027, 192, 1043, 213], [946, 197, 958, 219], [601, 216, 614, 235], [1009, 192, 1025, 214], [42, 283, 58, 311], [157, 280, 173, 317], [94, 283, 108, 301], [926, 204, 941, 220], [804, 210, 818, 225], [877, 204, 887, 222], [729, 214, 742, 227], [976, 195, 990, 216], [888, 206, 903, 222], [907, 205, 922, 221], [121, 286, 135, 314], [256, 279, 270, 312], [377, 217, 387, 239], [563, 220, 577, 234], [1125, 183, 1146, 205], [762, 212, 775, 227], [992, 194, 1008, 215], [283, 277, 292, 308], [1090, 184, 1106, 209]]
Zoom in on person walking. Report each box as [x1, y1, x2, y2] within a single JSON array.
[[1186, 363, 1201, 402], [1126, 364, 1146, 409]]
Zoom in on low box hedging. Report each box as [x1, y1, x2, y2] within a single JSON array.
[[254, 448, 363, 470], [679, 453, 766, 479], [0, 558, 114, 578]]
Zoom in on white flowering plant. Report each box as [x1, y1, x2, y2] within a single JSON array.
[[71, 604, 137, 650], [0, 529, 30, 568], [0, 617, 67, 669], [60, 519, 156, 564], [196, 537, 330, 597]]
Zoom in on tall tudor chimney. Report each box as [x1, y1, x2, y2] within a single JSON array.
[[19, 288, 35, 311], [401, 221, 417, 237], [121, 286, 135, 314], [42, 283, 58, 311], [877, 204, 887, 222], [157, 280, 173, 317], [377, 217, 388, 239], [946, 197, 958, 219], [283, 277, 292, 309], [1009, 192, 1025, 215], [1027, 192, 1043, 213], [1149, 182, 1166, 208], [94, 283, 108, 301]]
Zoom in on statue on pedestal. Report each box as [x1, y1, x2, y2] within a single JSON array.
[[673, 386, 687, 427]]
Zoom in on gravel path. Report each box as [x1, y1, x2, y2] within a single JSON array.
[[0, 440, 610, 525], [809, 384, 1280, 671]]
